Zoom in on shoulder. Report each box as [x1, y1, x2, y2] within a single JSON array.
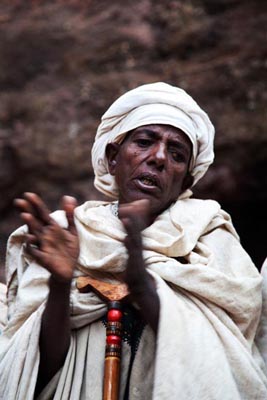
[[169, 197, 240, 247], [182, 197, 238, 237], [170, 197, 223, 231]]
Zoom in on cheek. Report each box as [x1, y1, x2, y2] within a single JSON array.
[[114, 157, 134, 186], [169, 164, 185, 178], [121, 151, 142, 170], [168, 169, 188, 192]]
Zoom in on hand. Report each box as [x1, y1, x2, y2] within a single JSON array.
[[14, 193, 79, 283], [119, 199, 154, 292], [119, 199, 159, 333]]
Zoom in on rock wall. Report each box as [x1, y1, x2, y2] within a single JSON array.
[[0, 0, 267, 281]]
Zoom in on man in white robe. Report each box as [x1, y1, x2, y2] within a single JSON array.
[[0, 82, 267, 399]]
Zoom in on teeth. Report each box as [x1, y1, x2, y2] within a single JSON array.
[[141, 177, 155, 186]]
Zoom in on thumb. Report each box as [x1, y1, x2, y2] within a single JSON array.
[[61, 196, 78, 233]]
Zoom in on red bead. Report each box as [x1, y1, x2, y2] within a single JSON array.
[[106, 335, 121, 345], [107, 309, 123, 322]]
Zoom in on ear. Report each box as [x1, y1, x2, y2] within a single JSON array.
[[105, 142, 120, 176], [181, 172, 194, 191]]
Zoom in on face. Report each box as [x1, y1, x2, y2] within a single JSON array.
[[106, 124, 193, 218]]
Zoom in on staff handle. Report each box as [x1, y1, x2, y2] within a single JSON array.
[[76, 277, 128, 400], [103, 301, 123, 400]]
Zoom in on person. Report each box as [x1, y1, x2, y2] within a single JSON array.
[[0, 82, 267, 399]]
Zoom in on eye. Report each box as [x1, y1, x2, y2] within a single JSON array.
[[135, 138, 152, 147], [170, 149, 186, 163]]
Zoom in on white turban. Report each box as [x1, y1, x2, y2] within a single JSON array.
[[92, 82, 215, 199]]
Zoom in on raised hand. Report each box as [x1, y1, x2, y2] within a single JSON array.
[[119, 199, 159, 333], [14, 193, 79, 283], [119, 199, 150, 286]]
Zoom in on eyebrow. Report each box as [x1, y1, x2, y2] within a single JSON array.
[[132, 128, 191, 155]]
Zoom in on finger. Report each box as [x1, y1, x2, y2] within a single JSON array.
[[25, 233, 52, 266], [23, 192, 52, 225], [121, 217, 143, 253], [119, 199, 150, 230], [120, 216, 131, 232], [118, 205, 134, 220], [25, 243, 51, 267], [21, 212, 43, 236], [121, 216, 138, 236], [120, 211, 142, 238], [119, 199, 150, 216], [14, 198, 36, 232], [61, 196, 77, 234], [25, 233, 40, 253], [25, 233, 39, 245], [14, 198, 36, 215]]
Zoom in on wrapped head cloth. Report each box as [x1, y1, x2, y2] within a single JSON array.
[[92, 82, 215, 199]]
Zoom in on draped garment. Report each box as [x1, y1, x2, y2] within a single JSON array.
[[1, 198, 267, 399]]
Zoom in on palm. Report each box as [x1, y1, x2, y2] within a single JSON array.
[[40, 224, 79, 282], [15, 192, 79, 283]]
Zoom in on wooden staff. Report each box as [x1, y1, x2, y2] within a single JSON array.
[[104, 300, 122, 400], [77, 276, 129, 400]]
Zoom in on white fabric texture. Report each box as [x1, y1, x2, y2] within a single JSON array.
[[0, 283, 7, 334], [1, 199, 267, 399], [256, 258, 267, 366], [92, 82, 215, 199]]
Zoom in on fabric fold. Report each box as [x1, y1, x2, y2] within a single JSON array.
[[0, 199, 267, 399]]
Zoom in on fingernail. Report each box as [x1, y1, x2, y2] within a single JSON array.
[[63, 195, 77, 202]]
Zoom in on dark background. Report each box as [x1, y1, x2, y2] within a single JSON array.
[[0, 0, 267, 282]]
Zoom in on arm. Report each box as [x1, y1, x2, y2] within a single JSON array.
[[15, 193, 79, 395], [36, 277, 71, 395], [119, 200, 160, 334]]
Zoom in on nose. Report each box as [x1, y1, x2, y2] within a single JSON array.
[[147, 143, 167, 171]]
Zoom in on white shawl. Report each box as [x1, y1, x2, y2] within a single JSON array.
[[0, 198, 267, 399]]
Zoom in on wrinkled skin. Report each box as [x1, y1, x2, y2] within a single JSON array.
[[15, 124, 193, 394], [107, 124, 193, 221], [15, 193, 79, 283]]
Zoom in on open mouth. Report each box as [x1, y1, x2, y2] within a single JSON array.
[[136, 173, 160, 189], [139, 177, 156, 186]]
